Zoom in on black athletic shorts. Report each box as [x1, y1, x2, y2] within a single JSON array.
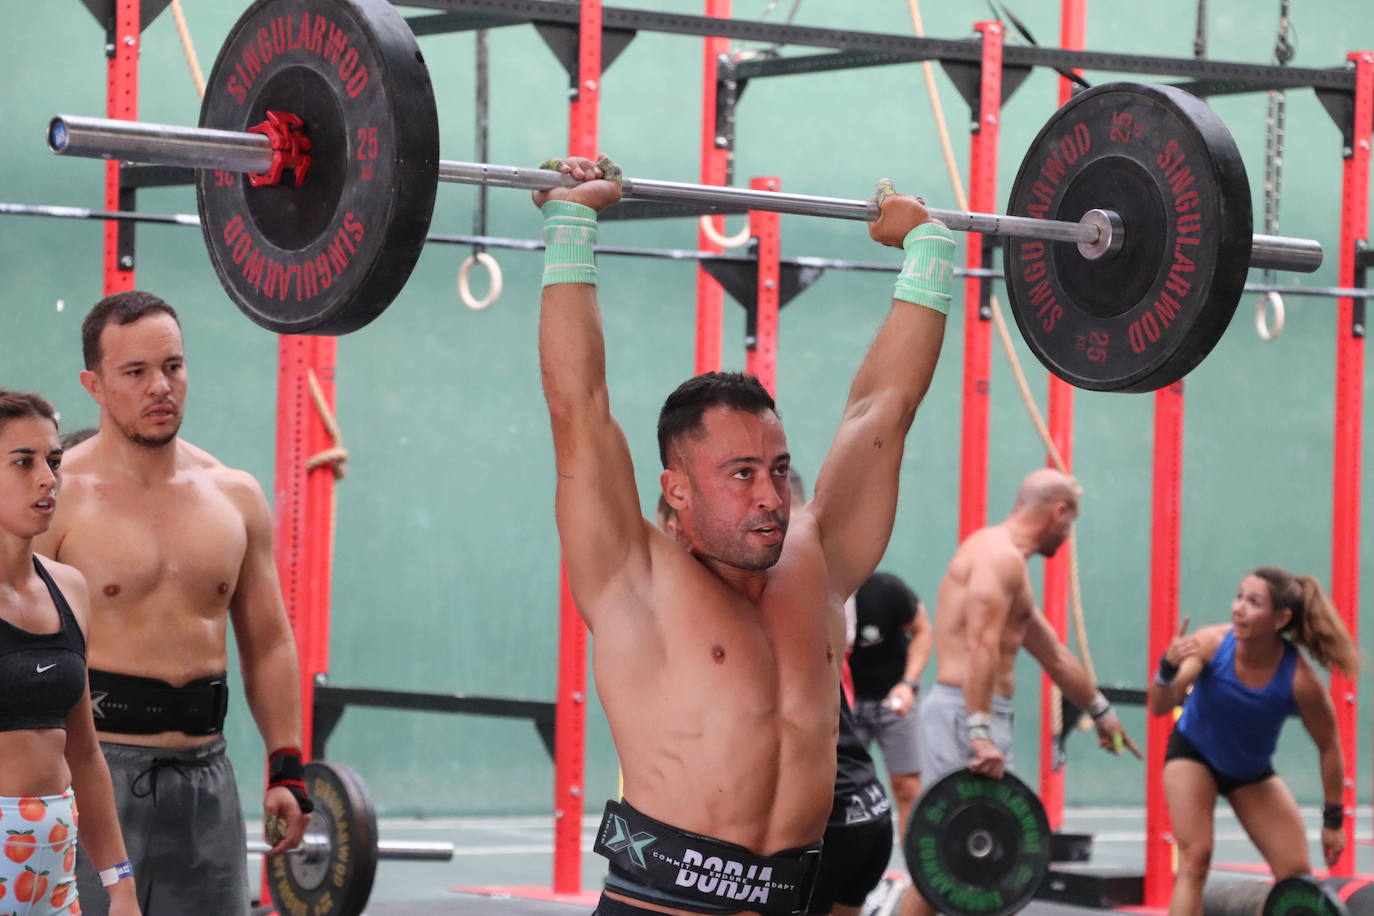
[[1165, 727, 1275, 796], [808, 816, 893, 913]]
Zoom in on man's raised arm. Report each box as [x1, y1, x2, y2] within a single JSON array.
[[811, 185, 954, 599], [535, 156, 650, 625]]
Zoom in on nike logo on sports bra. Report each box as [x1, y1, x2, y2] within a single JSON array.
[[36, 663, 57, 673]]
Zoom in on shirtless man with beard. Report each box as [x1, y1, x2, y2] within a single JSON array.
[[36, 291, 308, 916], [534, 157, 953, 916]]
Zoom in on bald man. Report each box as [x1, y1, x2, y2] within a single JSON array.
[[916, 469, 1139, 791]]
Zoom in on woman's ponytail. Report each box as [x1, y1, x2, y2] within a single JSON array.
[[1254, 567, 1361, 677]]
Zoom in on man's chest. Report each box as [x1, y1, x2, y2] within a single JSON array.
[[58, 488, 247, 602], [653, 591, 838, 716]]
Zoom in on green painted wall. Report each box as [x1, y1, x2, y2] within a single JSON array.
[[2, 0, 1372, 818]]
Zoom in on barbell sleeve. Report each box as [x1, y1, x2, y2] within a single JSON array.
[[373, 840, 456, 861], [47, 113, 1323, 273], [49, 114, 275, 176], [1250, 234, 1326, 274]]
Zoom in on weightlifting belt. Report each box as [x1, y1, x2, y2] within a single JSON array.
[[89, 670, 229, 736], [596, 799, 822, 916]]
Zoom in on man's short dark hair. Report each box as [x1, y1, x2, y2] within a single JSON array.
[[657, 372, 777, 467], [82, 290, 181, 371]]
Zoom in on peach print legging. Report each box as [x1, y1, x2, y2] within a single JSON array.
[[0, 790, 79, 916]]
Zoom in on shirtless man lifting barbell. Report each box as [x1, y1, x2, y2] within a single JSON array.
[[534, 155, 952, 916]]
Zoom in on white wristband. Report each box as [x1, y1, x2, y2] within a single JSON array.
[[1087, 691, 1112, 721], [99, 861, 133, 887], [967, 711, 993, 742]]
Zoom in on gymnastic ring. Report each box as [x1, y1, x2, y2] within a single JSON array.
[[698, 214, 752, 249], [1254, 289, 1285, 341], [458, 251, 504, 311]]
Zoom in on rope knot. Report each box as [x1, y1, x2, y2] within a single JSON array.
[[306, 369, 348, 480]]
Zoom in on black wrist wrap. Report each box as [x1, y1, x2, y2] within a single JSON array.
[[268, 748, 315, 815]]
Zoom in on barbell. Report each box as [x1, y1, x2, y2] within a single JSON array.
[[254, 759, 454, 916], [44, 0, 1327, 391]]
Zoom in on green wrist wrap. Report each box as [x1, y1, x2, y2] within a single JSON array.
[[541, 200, 599, 287], [893, 222, 956, 315]]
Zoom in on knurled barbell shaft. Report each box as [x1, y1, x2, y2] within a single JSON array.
[[245, 837, 454, 861], [47, 113, 1323, 273], [437, 161, 1102, 246]]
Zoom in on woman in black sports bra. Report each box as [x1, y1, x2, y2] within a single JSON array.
[[0, 391, 139, 916]]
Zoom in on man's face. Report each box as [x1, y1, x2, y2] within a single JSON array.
[[83, 313, 187, 449], [1037, 500, 1078, 557], [672, 407, 791, 572]]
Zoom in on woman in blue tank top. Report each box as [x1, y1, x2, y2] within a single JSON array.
[[1147, 568, 1360, 916], [0, 391, 140, 916]]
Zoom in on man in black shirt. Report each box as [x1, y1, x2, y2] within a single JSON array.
[[850, 570, 931, 842]]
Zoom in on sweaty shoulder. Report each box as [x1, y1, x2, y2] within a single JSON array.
[[966, 528, 1023, 578], [787, 503, 821, 545], [54, 437, 103, 483], [37, 559, 92, 630], [1290, 652, 1325, 704], [782, 505, 829, 573], [173, 438, 228, 473], [1193, 623, 1231, 661], [186, 443, 268, 506], [213, 464, 266, 498], [39, 558, 88, 594]]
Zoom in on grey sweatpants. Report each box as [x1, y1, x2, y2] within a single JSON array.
[[75, 737, 249, 916], [915, 683, 1015, 790], [852, 696, 923, 775]]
